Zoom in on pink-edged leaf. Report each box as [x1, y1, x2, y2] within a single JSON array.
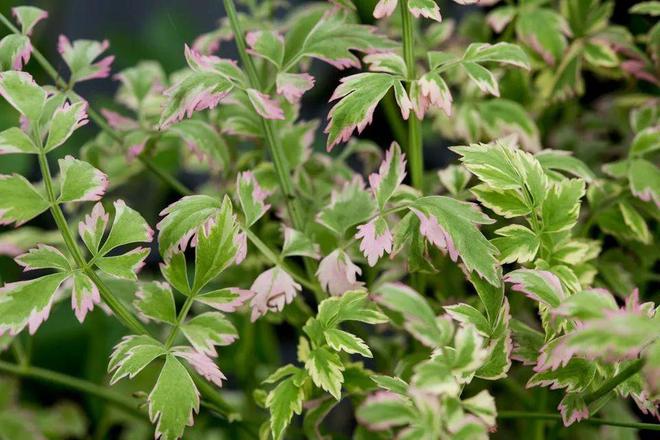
[[317, 249, 364, 296], [196, 287, 254, 313], [100, 108, 139, 131], [275, 72, 315, 103], [246, 89, 284, 120], [45, 100, 89, 152], [173, 347, 226, 387], [234, 231, 248, 265], [369, 141, 407, 209], [412, 72, 452, 118], [249, 267, 301, 321], [71, 271, 100, 323], [57, 156, 108, 203], [558, 394, 589, 426], [12, 6, 47, 36], [355, 218, 393, 267], [237, 171, 271, 227], [0, 34, 32, 71], [373, 0, 398, 19], [504, 269, 565, 308], [408, 0, 442, 22], [58, 36, 114, 83]]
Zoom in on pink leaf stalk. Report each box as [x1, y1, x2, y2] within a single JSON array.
[[249, 267, 301, 321], [174, 348, 226, 387], [317, 250, 364, 296], [355, 219, 393, 267]]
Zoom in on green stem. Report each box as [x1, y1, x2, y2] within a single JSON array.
[[498, 411, 660, 431], [223, 0, 303, 228], [164, 295, 196, 348], [0, 360, 147, 420], [10, 339, 27, 367], [380, 92, 407, 147], [585, 358, 645, 405], [400, 0, 423, 190]]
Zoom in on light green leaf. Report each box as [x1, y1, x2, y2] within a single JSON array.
[[78, 202, 109, 255], [462, 390, 497, 428], [583, 40, 618, 68], [0, 71, 46, 121], [326, 73, 396, 150], [630, 127, 660, 156], [491, 224, 539, 264], [463, 42, 530, 69], [470, 273, 504, 328], [15, 244, 70, 272], [628, 159, 659, 207], [412, 196, 500, 286], [317, 290, 388, 328], [535, 150, 595, 182], [438, 164, 471, 196], [266, 372, 306, 440], [370, 142, 406, 210], [324, 328, 372, 357], [108, 335, 167, 384], [471, 184, 531, 218], [477, 100, 540, 152], [148, 355, 200, 440], [95, 247, 150, 280], [505, 269, 565, 308], [0, 127, 38, 155], [0, 174, 49, 226], [157, 195, 222, 256], [160, 252, 190, 295], [356, 392, 415, 431], [134, 282, 176, 324], [192, 196, 239, 292], [45, 101, 88, 152], [554, 288, 617, 320], [246, 30, 284, 67], [444, 303, 490, 336], [371, 375, 409, 395], [181, 312, 238, 356], [630, 2, 660, 16], [516, 8, 568, 65], [57, 156, 108, 203], [237, 171, 270, 227], [11, 6, 47, 36], [317, 177, 376, 235], [618, 201, 651, 244], [541, 179, 585, 233], [282, 227, 320, 259], [463, 62, 499, 96], [165, 119, 230, 169], [100, 200, 153, 254], [305, 346, 344, 400], [0, 272, 69, 335]]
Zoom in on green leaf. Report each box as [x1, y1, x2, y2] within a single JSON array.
[[356, 392, 415, 431], [11, 6, 47, 36], [157, 195, 222, 256], [630, 127, 660, 156], [438, 164, 471, 196], [58, 38, 113, 84], [370, 142, 406, 210], [540, 179, 585, 233], [95, 247, 150, 280], [305, 346, 344, 400], [0, 272, 69, 335], [237, 171, 270, 227], [181, 312, 238, 356], [0, 71, 46, 121], [0, 127, 38, 154], [148, 355, 200, 440], [317, 177, 376, 235], [444, 303, 490, 336], [134, 282, 176, 324], [266, 372, 306, 440], [108, 335, 167, 384], [15, 244, 70, 272], [462, 390, 497, 428], [371, 375, 409, 395], [463, 62, 499, 96], [45, 101, 88, 152], [491, 224, 539, 264], [192, 196, 239, 292], [535, 150, 595, 182], [628, 159, 660, 207], [0, 174, 49, 226], [324, 328, 372, 357], [516, 8, 568, 65], [100, 200, 153, 254], [631, 2, 660, 15], [412, 196, 500, 285], [326, 73, 396, 150], [246, 30, 284, 67], [57, 156, 107, 203], [70, 270, 100, 323], [505, 269, 565, 308], [554, 288, 618, 320], [463, 42, 530, 70], [583, 40, 618, 68], [282, 227, 320, 259], [166, 119, 230, 170], [376, 283, 450, 348], [477, 100, 540, 152], [528, 358, 596, 393], [317, 290, 388, 328], [618, 201, 651, 244], [471, 184, 531, 218], [282, 7, 396, 71], [469, 273, 504, 327]]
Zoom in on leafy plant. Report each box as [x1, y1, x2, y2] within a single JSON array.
[[0, 0, 658, 439]]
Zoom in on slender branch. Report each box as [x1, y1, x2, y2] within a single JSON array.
[[498, 411, 660, 431], [0, 12, 192, 197], [223, 0, 303, 228], [164, 295, 196, 348], [399, 0, 423, 190], [585, 358, 645, 405], [380, 92, 407, 147], [0, 360, 147, 420]]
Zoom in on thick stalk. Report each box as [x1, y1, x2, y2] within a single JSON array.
[[585, 358, 645, 405], [498, 411, 660, 431], [0, 360, 147, 420], [400, 0, 423, 190]]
